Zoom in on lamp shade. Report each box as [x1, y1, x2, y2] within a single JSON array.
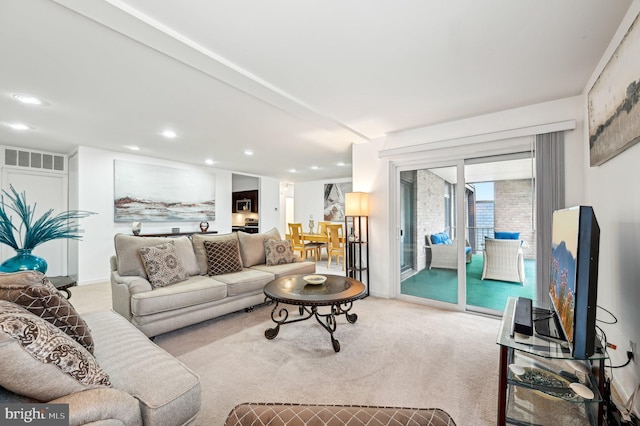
[[345, 192, 369, 216]]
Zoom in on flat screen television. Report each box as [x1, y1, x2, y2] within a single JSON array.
[[548, 206, 600, 359]]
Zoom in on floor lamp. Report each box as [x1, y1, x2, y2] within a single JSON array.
[[345, 192, 369, 295]]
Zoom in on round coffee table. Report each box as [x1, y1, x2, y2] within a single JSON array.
[[263, 274, 366, 352]]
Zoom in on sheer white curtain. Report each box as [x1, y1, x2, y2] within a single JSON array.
[[535, 131, 565, 304]]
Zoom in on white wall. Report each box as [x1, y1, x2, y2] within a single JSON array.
[[74, 146, 234, 284], [293, 177, 352, 231], [581, 0, 640, 410]]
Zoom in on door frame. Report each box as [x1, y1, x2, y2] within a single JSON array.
[[392, 159, 467, 311]]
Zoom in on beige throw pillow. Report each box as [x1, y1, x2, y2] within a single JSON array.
[[204, 240, 243, 275], [0, 300, 111, 401], [264, 240, 296, 265], [139, 242, 190, 289], [0, 271, 94, 353]]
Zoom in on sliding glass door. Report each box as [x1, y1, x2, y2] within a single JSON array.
[[463, 156, 537, 314], [397, 152, 539, 313], [399, 165, 460, 306]]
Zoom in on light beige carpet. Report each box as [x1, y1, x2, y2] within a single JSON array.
[[72, 283, 500, 426]]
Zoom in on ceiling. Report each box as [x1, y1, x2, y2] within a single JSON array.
[[0, 0, 633, 182]]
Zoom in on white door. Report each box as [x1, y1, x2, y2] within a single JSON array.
[[1, 169, 68, 276]]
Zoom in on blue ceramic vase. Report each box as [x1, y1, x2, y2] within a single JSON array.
[[0, 249, 48, 274]]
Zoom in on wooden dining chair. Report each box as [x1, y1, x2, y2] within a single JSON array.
[[316, 221, 331, 258], [326, 224, 345, 269], [288, 223, 323, 261]]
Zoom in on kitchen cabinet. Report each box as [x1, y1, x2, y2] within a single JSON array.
[[232, 190, 258, 213]]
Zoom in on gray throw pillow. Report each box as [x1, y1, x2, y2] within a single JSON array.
[[264, 240, 296, 266], [204, 240, 243, 275], [139, 242, 190, 289]]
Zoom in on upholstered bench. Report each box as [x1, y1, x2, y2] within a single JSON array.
[[225, 403, 456, 426]]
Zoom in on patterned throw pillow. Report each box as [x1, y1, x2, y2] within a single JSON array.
[[203, 240, 243, 275], [0, 300, 111, 401], [139, 242, 190, 289], [0, 270, 94, 353], [264, 239, 296, 266]]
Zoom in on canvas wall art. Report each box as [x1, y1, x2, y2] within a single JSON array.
[[114, 160, 216, 222], [324, 182, 352, 221], [588, 11, 640, 167]]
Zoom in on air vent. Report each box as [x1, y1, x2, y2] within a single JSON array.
[[4, 148, 65, 172]]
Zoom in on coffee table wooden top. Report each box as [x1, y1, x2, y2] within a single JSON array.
[[264, 274, 366, 306]]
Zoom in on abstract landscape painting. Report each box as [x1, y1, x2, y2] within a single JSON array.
[[114, 160, 215, 222], [588, 11, 640, 167]]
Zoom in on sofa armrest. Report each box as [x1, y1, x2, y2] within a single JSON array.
[[50, 387, 142, 426], [110, 270, 152, 320]]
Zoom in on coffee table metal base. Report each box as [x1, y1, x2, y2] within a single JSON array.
[[264, 300, 358, 352]]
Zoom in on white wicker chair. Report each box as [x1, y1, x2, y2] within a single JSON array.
[[426, 235, 472, 270], [481, 238, 525, 283]]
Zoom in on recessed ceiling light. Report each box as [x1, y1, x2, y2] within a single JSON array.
[[204, 159, 214, 165], [124, 145, 140, 151], [6, 123, 31, 131], [12, 94, 46, 106], [161, 130, 177, 139], [288, 169, 296, 173], [311, 165, 319, 170], [244, 149, 254, 156], [337, 162, 345, 167]]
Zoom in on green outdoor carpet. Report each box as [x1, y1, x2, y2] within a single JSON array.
[[401, 254, 536, 311]]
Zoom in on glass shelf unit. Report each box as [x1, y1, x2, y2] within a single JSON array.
[[497, 297, 607, 426]]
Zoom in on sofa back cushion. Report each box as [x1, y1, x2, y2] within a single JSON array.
[[114, 234, 199, 278], [0, 301, 111, 401], [192, 232, 240, 274], [0, 271, 94, 353], [237, 227, 282, 267]]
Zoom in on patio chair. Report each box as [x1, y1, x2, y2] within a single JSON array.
[[481, 237, 525, 283], [426, 233, 472, 270]]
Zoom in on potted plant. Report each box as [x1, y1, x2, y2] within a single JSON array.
[[0, 185, 95, 274]]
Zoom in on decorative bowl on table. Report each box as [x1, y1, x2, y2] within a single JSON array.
[[303, 275, 327, 285]]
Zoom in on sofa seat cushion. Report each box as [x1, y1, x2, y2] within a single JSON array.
[[131, 275, 226, 316], [251, 260, 316, 279], [212, 269, 275, 297], [83, 310, 200, 426]]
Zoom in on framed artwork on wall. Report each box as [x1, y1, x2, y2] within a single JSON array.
[[588, 10, 640, 167], [114, 160, 216, 222], [324, 182, 352, 221]]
